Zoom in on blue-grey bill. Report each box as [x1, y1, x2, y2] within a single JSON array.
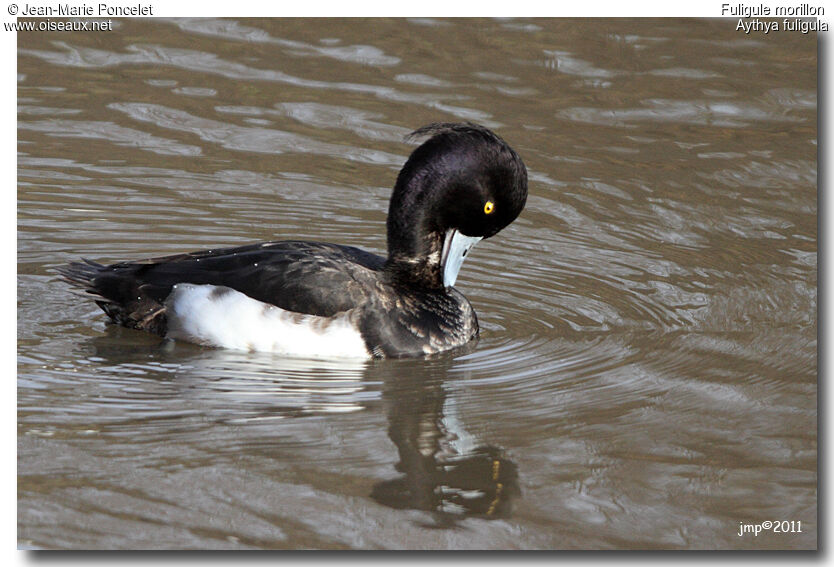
[[441, 229, 483, 288]]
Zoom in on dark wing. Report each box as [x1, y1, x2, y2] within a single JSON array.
[[59, 241, 386, 333]]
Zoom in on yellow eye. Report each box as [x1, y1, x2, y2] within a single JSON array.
[[484, 201, 495, 214]]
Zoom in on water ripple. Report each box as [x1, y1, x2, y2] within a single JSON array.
[[109, 102, 403, 165], [18, 118, 202, 156], [169, 18, 402, 67], [558, 98, 804, 128], [20, 42, 493, 123], [217, 102, 412, 142]]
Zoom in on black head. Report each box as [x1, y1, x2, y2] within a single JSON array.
[[385, 123, 528, 288]]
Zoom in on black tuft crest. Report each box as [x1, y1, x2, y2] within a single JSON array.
[[405, 122, 506, 144]]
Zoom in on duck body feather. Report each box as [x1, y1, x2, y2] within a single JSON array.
[[62, 240, 478, 358]]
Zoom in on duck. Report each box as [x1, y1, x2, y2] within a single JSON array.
[[59, 122, 528, 359]]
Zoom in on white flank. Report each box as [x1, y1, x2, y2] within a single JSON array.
[[164, 284, 370, 359]]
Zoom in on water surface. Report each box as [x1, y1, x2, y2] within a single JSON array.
[[18, 18, 817, 549]]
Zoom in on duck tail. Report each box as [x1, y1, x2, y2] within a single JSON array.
[[55, 258, 106, 294], [56, 259, 168, 336]]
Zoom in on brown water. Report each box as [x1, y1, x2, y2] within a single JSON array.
[[17, 18, 817, 550]]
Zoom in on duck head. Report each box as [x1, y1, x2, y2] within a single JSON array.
[[385, 122, 528, 289]]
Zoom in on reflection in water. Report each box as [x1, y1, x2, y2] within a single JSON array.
[[82, 330, 372, 423], [371, 360, 519, 520], [88, 329, 521, 519]]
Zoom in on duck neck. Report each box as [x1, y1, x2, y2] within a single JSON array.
[[384, 228, 445, 290], [385, 194, 446, 289]]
